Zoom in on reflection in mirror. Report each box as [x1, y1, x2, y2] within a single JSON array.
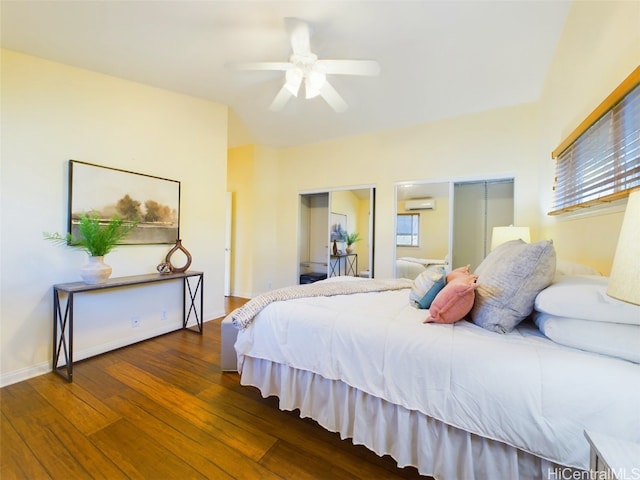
[[452, 179, 514, 270], [299, 187, 375, 284], [394, 182, 451, 279], [394, 178, 515, 279]]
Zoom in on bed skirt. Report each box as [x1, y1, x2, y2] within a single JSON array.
[[239, 356, 582, 480]]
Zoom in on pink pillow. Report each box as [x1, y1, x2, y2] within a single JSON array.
[[425, 275, 477, 324], [446, 264, 471, 283]]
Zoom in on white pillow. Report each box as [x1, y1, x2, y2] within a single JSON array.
[[534, 312, 640, 363], [535, 275, 640, 325], [555, 260, 601, 277]]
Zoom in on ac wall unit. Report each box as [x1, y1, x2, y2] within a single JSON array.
[[405, 198, 436, 210]]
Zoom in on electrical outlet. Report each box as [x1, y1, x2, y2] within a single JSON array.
[[160, 310, 167, 321], [131, 316, 140, 328]]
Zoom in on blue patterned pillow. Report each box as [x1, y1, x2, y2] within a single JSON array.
[[410, 266, 446, 309], [416, 275, 446, 309]]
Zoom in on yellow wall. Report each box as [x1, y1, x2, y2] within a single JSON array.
[[537, 0, 640, 274], [1, 50, 228, 385], [249, 102, 541, 290], [227, 145, 255, 297], [227, 144, 280, 296], [251, 145, 280, 292]]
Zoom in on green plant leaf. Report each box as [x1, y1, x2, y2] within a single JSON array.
[[345, 231, 361, 245], [44, 213, 138, 256]]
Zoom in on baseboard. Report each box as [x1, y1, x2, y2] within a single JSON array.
[[231, 290, 252, 299], [1, 362, 51, 387]]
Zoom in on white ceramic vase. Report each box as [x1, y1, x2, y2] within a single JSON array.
[[80, 255, 112, 284]]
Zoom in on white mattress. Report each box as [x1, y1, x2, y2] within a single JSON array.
[[234, 285, 640, 470]]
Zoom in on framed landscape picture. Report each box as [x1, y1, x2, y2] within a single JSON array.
[[330, 212, 347, 242], [68, 160, 180, 245]]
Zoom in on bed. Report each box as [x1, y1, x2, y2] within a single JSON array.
[[396, 256, 448, 280], [228, 241, 640, 479]]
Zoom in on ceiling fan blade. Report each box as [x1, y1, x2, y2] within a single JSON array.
[[285, 68, 303, 96], [316, 59, 381, 76], [233, 62, 292, 71], [269, 84, 293, 111], [285, 18, 311, 55], [320, 80, 348, 113]]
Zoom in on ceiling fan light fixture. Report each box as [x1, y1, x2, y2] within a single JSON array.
[[239, 18, 380, 112]]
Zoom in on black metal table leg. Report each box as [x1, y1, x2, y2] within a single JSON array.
[[53, 289, 73, 382], [183, 273, 203, 333]]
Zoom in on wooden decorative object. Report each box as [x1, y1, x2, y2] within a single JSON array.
[[165, 239, 192, 273]]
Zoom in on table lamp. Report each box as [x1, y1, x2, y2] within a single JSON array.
[[607, 188, 640, 305], [491, 225, 531, 251]]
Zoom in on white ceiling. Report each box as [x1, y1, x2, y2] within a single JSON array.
[[0, 0, 571, 147]]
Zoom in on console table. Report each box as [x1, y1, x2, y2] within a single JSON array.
[[53, 271, 203, 382], [329, 253, 358, 277]]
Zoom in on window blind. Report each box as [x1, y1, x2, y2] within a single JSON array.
[[396, 213, 419, 246], [549, 68, 640, 215]]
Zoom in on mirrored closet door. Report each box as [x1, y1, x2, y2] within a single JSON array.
[[394, 177, 514, 279], [394, 181, 452, 279], [452, 179, 514, 270], [299, 187, 375, 284]]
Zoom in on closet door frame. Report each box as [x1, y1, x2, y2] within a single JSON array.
[[298, 184, 376, 283]]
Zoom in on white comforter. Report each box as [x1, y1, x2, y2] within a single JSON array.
[[234, 280, 640, 469]]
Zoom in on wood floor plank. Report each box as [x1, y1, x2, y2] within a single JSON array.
[[103, 361, 278, 462], [104, 391, 283, 480], [155, 327, 220, 363], [112, 344, 217, 396], [88, 418, 206, 479], [6, 406, 126, 479], [28, 373, 120, 436], [0, 412, 51, 480], [259, 439, 361, 480], [0, 380, 50, 417], [71, 358, 131, 401]]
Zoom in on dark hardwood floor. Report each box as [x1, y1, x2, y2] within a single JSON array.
[[1, 297, 429, 479]]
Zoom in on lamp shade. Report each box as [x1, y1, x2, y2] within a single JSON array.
[[607, 188, 640, 305], [491, 226, 531, 251]]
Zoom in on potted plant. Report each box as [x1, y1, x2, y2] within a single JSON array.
[[44, 212, 138, 284], [344, 231, 361, 254]]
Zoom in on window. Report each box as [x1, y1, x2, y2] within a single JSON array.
[[550, 67, 640, 215], [396, 213, 419, 246]]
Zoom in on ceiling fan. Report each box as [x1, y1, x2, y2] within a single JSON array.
[[236, 18, 381, 113]]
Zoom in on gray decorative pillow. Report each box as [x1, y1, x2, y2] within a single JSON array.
[[470, 239, 556, 333]]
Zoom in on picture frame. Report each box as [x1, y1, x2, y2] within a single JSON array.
[[330, 212, 347, 242], [68, 160, 180, 245]]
